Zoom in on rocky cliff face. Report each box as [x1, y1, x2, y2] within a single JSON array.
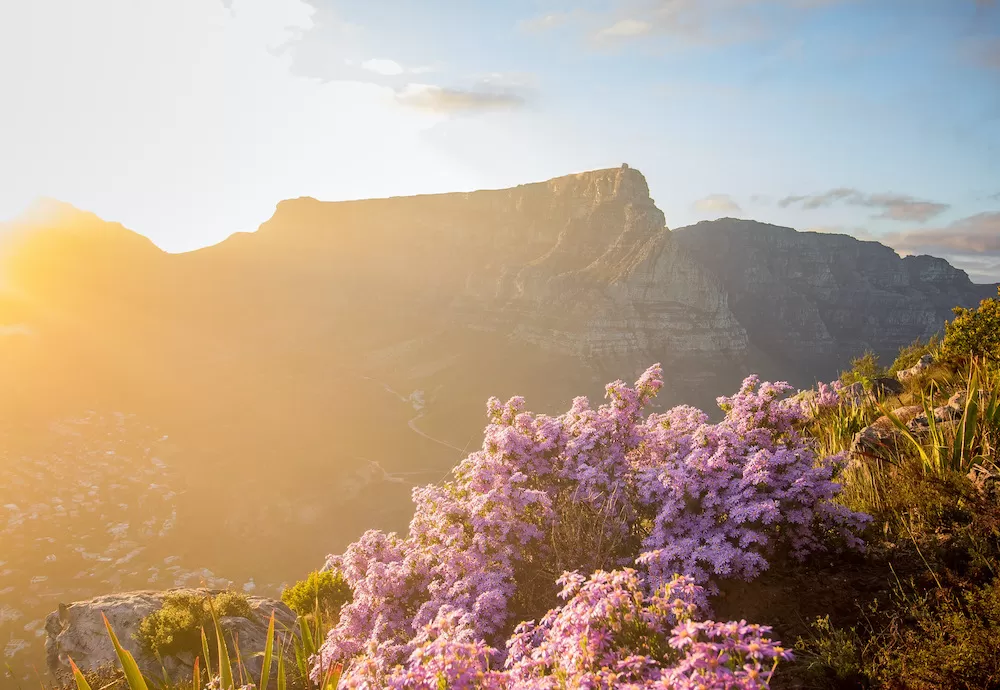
[[672, 218, 996, 381], [208, 165, 748, 368]]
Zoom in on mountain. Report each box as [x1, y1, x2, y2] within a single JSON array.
[[671, 218, 996, 382], [0, 167, 993, 672]]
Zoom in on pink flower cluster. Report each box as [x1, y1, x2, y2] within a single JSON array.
[[814, 380, 845, 410], [383, 570, 792, 689], [317, 366, 868, 687]]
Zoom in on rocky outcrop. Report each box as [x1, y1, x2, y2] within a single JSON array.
[[672, 219, 996, 382], [897, 354, 935, 383], [44, 590, 295, 683]]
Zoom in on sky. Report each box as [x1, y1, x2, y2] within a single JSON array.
[[0, 0, 998, 280]]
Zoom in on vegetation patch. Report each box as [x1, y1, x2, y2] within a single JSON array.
[[280, 570, 352, 622], [135, 591, 255, 659]]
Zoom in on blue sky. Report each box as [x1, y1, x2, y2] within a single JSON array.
[[1, 0, 998, 279]]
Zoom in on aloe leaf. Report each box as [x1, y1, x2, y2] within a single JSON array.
[[100, 613, 149, 690], [260, 611, 276, 690], [276, 641, 287, 690], [209, 600, 234, 690], [201, 626, 213, 681], [193, 656, 200, 690], [879, 404, 930, 470], [68, 658, 93, 690], [298, 615, 315, 654]]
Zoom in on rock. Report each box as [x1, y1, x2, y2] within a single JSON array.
[[850, 415, 907, 458], [45, 589, 297, 684], [897, 354, 934, 383], [849, 404, 931, 458], [871, 377, 905, 399], [891, 405, 925, 426], [906, 391, 968, 431]]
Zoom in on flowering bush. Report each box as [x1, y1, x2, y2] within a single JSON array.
[[317, 366, 869, 687], [381, 569, 793, 690]]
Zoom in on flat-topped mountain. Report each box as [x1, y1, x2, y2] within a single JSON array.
[[0, 168, 993, 670]]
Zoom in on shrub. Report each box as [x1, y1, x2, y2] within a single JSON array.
[[839, 350, 887, 388], [795, 615, 864, 687], [381, 570, 793, 689], [870, 578, 1000, 689], [315, 367, 868, 687], [135, 591, 254, 659], [941, 287, 1000, 365], [281, 570, 352, 622]]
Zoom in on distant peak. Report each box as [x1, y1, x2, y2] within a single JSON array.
[[15, 197, 91, 226]]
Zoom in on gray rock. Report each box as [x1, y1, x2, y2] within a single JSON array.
[[908, 390, 968, 431], [897, 354, 934, 383], [45, 589, 297, 684]]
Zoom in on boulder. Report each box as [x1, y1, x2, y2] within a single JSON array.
[[907, 390, 968, 431], [45, 589, 297, 684], [871, 377, 905, 399], [890, 405, 925, 426], [850, 415, 905, 458], [897, 354, 934, 383]]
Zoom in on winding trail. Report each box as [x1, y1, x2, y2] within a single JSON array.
[[357, 374, 467, 483]]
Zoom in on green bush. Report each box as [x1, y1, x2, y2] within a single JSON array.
[[135, 591, 255, 659], [839, 350, 887, 387], [941, 287, 1000, 365], [281, 569, 352, 622]]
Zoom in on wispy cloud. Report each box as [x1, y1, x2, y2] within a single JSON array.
[[357, 58, 435, 76], [396, 84, 525, 113], [779, 188, 949, 222], [524, 0, 848, 49], [361, 58, 405, 76], [518, 12, 574, 33], [596, 18, 653, 39], [884, 212, 1000, 255], [693, 194, 742, 214], [882, 212, 1000, 282]]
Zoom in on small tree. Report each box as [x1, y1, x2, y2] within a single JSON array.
[[840, 350, 886, 388], [281, 569, 352, 622], [941, 288, 1000, 365]]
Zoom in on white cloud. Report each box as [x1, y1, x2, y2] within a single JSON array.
[[397, 84, 525, 113], [361, 58, 405, 76], [693, 193, 741, 214], [597, 18, 653, 39]]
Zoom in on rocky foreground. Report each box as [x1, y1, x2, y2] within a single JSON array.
[[44, 589, 295, 684]]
